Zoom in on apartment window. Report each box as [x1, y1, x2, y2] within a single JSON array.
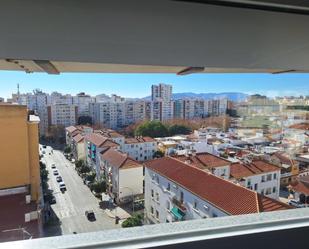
[[166, 201, 170, 210], [156, 176, 160, 184], [167, 183, 170, 191], [274, 173, 277, 179], [143, 167, 145, 176], [273, 187, 276, 193], [247, 179, 251, 187], [156, 210, 159, 220], [261, 189, 264, 195], [151, 206, 154, 215], [266, 188, 272, 195], [254, 183, 258, 191], [151, 189, 154, 198], [212, 212, 218, 218], [267, 174, 272, 181], [193, 200, 198, 210], [180, 191, 184, 204], [261, 175, 266, 182], [156, 192, 160, 202]]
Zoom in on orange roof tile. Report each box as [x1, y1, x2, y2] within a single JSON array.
[[230, 160, 280, 179], [174, 152, 230, 169], [101, 148, 141, 169], [73, 133, 84, 143], [125, 136, 156, 144], [145, 157, 289, 215], [85, 133, 118, 148]]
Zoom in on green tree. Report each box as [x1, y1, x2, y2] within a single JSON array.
[[168, 124, 191, 136], [122, 213, 143, 228], [90, 180, 106, 193], [153, 150, 164, 158], [135, 121, 168, 138], [64, 145, 72, 154], [78, 115, 93, 125], [85, 172, 96, 182]]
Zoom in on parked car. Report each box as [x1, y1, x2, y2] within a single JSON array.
[[51, 164, 56, 169], [53, 169, 59, 176], [59, 182, 66, 192], [288, 199, 305, 208], [49, 196, 56, 205], [85, 210, 96, 221], [56, 176, 63, 182]]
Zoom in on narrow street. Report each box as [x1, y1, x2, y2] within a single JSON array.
[[41, 145, 120, 236]]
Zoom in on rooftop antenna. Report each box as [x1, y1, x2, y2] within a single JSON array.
[[17, 83, 20, 103]]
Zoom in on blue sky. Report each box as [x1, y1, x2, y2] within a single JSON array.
[[0, 71, 308, 99]]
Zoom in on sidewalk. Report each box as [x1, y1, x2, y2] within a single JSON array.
[[103, 206, 131, 220]]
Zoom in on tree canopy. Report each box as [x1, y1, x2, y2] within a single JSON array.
[[134, 121, 169, 138], [78, 115, 93, 125], [121, 213, 143, 228], [168, 124, 191, 136]]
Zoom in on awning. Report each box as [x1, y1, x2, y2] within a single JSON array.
[[171, 207, 185, 221]]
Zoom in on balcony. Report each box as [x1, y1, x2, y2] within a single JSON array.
[[172, 197, 186, 213]]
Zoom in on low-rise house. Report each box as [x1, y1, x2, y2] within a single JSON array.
[[84, 133, 119, 176], [173, 152, 231, 180], [144, 157, 290, 224], [95, 129, 125, 150], [72, 133, 85, 161], [230, 160, 281, 199], [270, 152, 299, 186], [100, 148, 144, 204], [288, 176, 309, 204], [65, 125, 93, 147], [123, 136, 157, 161]]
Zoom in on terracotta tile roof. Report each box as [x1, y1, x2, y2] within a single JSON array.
[[85, 133, 119, 148], [289, 177, 309, 196], [95, 129, 124, 138], [230, 160, 280, 179], [66, 125, 78, 133], [73, 133, 84, 143], [101, 148, 141, 169], [272, 152, 296, 166], [125, 136, 156, 144], [174, 152, 230, 170], [145, 157, 290, 215], [289, 123, 309, 130], [258, 195, 292, 212]]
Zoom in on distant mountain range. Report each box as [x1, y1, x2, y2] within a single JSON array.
[[143, 92, 248, 102]]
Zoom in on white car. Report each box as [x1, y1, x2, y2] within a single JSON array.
[[53, 169, 59, 176], [288, 199, 305, 208], [59, 182, 66, 192]]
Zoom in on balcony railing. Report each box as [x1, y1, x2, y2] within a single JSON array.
[[172, 197, 186, 213]]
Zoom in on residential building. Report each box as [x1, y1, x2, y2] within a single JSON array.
[[100, 148, 144, 203], [124, 100, 146, 125], [47, 104, 78, 128], [230, 160, 281, 199], [94, 129, 125, 150], [73, 92, 94, 117], [0, 105, 41, 202], [0, 97, 4, 102], [174, 152, 231, 180], [288, 176, 309, 204], [270, 152, 299, 186], [65, 125, 93, 147], [144, 157, 290, 224], [84, 133, 119, 176], [151, 83, 173, 121], [123, 136, 157, 161], [72, 133, 85, 161]]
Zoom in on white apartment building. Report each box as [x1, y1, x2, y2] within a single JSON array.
[[100, 147, 144, 204], [124, 100, 146, 125], [151, 83, 173, 121], [123, 137, 158, 161], [84, 133, 120, 177], [73, 92, 94, 117], [49, 92, 73, 105], [230, 160, 281, 199], [174, 152, 231, 180], [144, 157, 289, 224], [47, 104, 77, 128]]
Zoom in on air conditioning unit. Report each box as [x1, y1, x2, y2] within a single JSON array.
[[26, 195, 31, 204], [25, 213, 31, 222]]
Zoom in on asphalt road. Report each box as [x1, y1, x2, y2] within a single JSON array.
[[41, 145, 120, 236]]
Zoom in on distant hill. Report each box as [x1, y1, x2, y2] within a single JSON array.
[[143, 92, 248, 102]]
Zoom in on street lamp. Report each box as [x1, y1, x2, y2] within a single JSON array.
[[119, 186, 135, 213]]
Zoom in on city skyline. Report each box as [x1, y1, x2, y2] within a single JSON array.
[[0, 71, 309, 99]]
